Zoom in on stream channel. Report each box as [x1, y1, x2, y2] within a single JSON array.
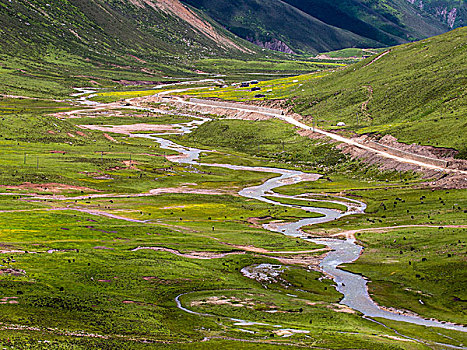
[[77, 88, 466, 338]]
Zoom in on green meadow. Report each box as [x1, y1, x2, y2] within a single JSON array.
[[185, 28, 467, 154], [0, 31, 466, 347]]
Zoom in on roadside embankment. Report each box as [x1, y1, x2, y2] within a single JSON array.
[[162, 97, 467, 188]]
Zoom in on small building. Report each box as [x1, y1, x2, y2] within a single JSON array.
[[337, 122, 346, 127]]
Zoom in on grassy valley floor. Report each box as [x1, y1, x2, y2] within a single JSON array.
[[0, 91, 464, 349]]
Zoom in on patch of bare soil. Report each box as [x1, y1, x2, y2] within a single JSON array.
[[278, 173, 321, 185], [327, 303, 356, 314], [149, 187, 227, 195], [377, 134, 462, 161], [47, 249, 79, 254], [169, 100, 274, 121], [428, 173, 467, 189], [20, 185, 228, 202], [104, 133, 118, 143], [296, 129, 329, 140], [0, 249, 32, 254], [239, 99, 299, 117], [0, 268, 26, 276], [337, 140, 467, 188], [305, 301, 355, 314], [0, 297, 19, 304], [0, 182, 98, 193], [122, 160, 140, 170], [299, 131, 467, 189], [339, 140, 437, 173], [129, 0, 251, 53], [190, 296, 262, 309], [79, 123, 177, 135], [363, 50, 391, 67], [131, 246, 244, 259], [269, 254, 322, 268], [247, 216, 272, 228]]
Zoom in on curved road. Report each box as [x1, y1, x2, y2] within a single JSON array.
[[170, 96, 467, 175]]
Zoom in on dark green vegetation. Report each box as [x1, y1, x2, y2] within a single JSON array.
[[181, 0, 461, 54]]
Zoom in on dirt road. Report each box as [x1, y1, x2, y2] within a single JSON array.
[[171, 97, 467, 175]]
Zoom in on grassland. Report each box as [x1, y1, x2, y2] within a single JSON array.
[[274, 176, 466, 325], [0, 0, 465, 348], [184, 28, 467, 156], [0, 92, 465, 349], [349, 226, 466, 325], [316, 48, 387, 59], [176, 117, 466, 328]]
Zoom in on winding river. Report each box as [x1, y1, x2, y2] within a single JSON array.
[[132, 131, 466, 334], [77, 88, 466, 334]]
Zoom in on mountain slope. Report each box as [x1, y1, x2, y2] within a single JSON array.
[[181, 0, 456, 53], [416, 0, 466, 28], [181, 0, 382, 54], [0, 0, 267, 97], [292, 27, 467, 154], [0, 0, 255, 60]]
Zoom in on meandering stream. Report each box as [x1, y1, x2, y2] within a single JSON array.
[[131, 132, 465, 333], [77, 88, 466, 334]]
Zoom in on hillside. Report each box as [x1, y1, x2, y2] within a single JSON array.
[[0, 0, 255, 59], [181, 0, 460, 54], [184, 28, 466, 155], [418, 0, 466, 28], [292, 27, 467, 155], [0, 0, 261, 97]]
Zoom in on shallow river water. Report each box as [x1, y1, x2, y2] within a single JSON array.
[[133, 125, 466, 333], [77, 90, 465, 335]]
